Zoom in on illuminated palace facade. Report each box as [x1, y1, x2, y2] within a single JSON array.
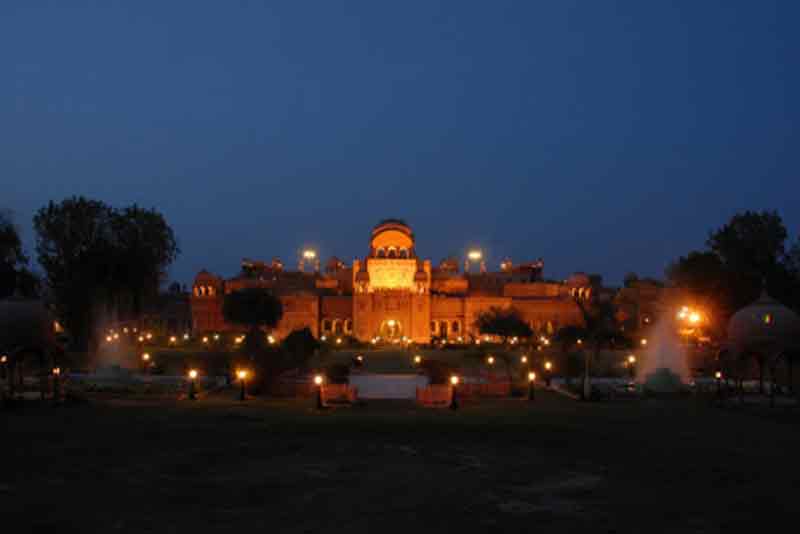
[[191, 220, 589, 342]]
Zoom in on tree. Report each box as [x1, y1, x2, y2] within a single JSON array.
[[0, 210, 38, 298], [110, 205, 179, 317], [33, 196, 180, 351], [574, 298, 624, 400], [473, 307, 533, 343], [282, 327, 319, 370], [623, 272, 639, 288], [34, 198, 116, 351], [222, 288, 283, 354], [555, 325, 588, 385], [667, 211, 800, 317]]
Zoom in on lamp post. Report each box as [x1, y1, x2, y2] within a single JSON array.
[[627, 355, 636, 380], [715, 370, 723, 400], [314, 374, 324, 409], [237, 369, 249, 401], [141, 353, 151, 374], [188, 369, 198, 400], [52, 367, 61, 402], [413, 355, 422, 367], [450, 375, 460, 411], [0, 354, 7, 381], [544, 361, 553, 388], [528, 371, 536, 401]]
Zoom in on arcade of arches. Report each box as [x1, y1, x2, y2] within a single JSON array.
[[190, 220, 587, 342]]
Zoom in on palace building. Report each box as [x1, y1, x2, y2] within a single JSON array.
[[191, 219, 590, 342]]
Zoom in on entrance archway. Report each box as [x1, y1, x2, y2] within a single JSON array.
[[379, 319, 403, 340]]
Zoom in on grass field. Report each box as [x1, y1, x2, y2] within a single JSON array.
[[3, 391, 799, 533]]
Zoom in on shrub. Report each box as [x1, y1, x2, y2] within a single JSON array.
[[325, 363, 350, 384]]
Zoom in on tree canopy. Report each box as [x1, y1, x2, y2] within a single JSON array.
[[667, 210, 800, 316], [223, 288, 283, 334], [473, 307, 533, 341], [0, 210, 39, 298], [33, 196, 179, 350]]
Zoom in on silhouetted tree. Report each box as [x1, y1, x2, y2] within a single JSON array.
[[555, 325, 588, 385], [0, 210, 39, 298], [34, 197, 179, 351], [282, 327, 319, 370], [222, 288, 283, 355], [668, 210, 800, 316], [111, 205, 179, 318], [574, 298, 622, 400], [474, 307, 533, 343]]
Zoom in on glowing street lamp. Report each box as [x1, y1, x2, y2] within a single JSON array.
[[487, 355, 495, 366], [188, 369, 198, 400], [544, 361, 553, 387], [715, 370, 723, 398], [450, 375, 460, 411], [413, 355, 423, 366], [640, 338, 648, 347], [627, 354, 636, 379], [169, 335, 177, 345], [105, 335, 112, 343], [355, 355, 365, 366], [520, 355, 528, 364], [336, 338, 342, 345], [237, 369, 249, 401], [0, 354, 7, 381], [303, 249, 317, 260], [183, 333, 190, 340], [321, 335, 327, 342], [528, 371, 536, 401], [142, 352, 151, 374], [267, 335, 276, 345], [213, 333, 220, 341], [138, 335, 144, 343], [314, 374, 324, 409], [146, 332, 152, 341], [202, 336, 209, 345]]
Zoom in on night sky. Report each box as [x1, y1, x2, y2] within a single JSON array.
[[2, 1, 798, 286]]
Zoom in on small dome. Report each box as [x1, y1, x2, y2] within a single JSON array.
[[727, 291, 800, 352]]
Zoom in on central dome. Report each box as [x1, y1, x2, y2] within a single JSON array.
[[370, 219, 415, 259]]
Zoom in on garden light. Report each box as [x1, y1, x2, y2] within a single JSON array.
[[237, 369, 249, 401]]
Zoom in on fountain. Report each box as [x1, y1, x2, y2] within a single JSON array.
[[637, 316, 690, 393]]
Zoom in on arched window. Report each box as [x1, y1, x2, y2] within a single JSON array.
[[344, 319, 352, 334], [387, 247, 397, 259], [322, 319, 331, 332], [430, 321, 438, 334], [208, 286, 215, 296], [399, 248, 409, 258], [333, 320, 343, 335], [376, 248, 386, 258], [440, 321, 449, 337], [194, 287, 200, 297], [452, 321, 460, 333]]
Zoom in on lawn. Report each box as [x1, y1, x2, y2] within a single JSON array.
[[3, 392, 799, 533]]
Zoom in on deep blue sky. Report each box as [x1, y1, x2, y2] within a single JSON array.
[[2, 1, 798, 286]]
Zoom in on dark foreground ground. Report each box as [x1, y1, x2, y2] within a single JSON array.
[[3, 392, 799, 534]]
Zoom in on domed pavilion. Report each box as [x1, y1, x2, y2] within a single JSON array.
[[726, 290, 800, 404]]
